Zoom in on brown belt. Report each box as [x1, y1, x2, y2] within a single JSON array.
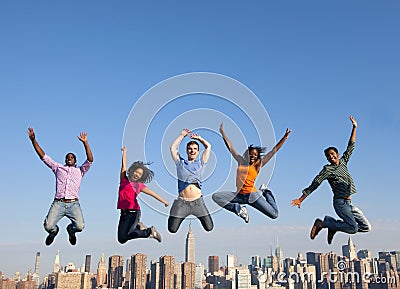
[[55, 198, 79, 203]]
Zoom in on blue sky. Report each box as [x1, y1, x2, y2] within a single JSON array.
[[1, 0, 399, 278]]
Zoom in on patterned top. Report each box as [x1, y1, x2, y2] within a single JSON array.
[[302, 141, 357, 199], [176, 156, 205, 193], [42, 154, 92, 199], [117, 176, 146, 210]]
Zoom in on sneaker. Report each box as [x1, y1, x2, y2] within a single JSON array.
[[238, 206, 249, 223], [259, 184, 268, 191], [310, 218, 323, 239], [150, 226, 162, 243], [67, 225, 77, 246], [137, 221, 147, 231], [327, 228, 337, 245], [45, 232, 57, 246]]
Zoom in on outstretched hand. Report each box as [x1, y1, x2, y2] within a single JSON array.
[[78, 132, 88, 143], [291, 198, 302, 208], [190, 133, 202, 140], [181, 128, 191, 137], [349, 115, 357, 128], [27, 127, 35, 141], [219, 122, 224, 134]]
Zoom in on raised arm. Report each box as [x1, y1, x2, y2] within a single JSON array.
[[141, 187, 169, 207], [261, 128, 291, 167], [170, 129, 190, 163], [349, 115, 357, 143], [78, 132, 93, 162], [120, 146, 127, 182], [190, 133, 211, 163], [219, 122, 242, 163], [28, 127, 45, 159]]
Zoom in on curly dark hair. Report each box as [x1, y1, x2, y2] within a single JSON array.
[[127, 161, 154, 183], [242, 145, 266, 163]]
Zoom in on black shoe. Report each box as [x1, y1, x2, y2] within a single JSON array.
[[67, 225, 77, 246], [327, 228, 337, 245], [45, 233, 57, 246]]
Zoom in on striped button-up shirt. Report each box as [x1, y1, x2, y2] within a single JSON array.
[[303, 141, 356, 199], [42, 154, 92, 199]]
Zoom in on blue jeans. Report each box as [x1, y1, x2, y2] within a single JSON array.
[[212, 189, 279, 219], [44, 200, 85, 236], [168, 196, 214, 233], [323, 198, 371, 233]]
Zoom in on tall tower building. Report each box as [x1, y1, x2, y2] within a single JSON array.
[[32, 252, 40, 288], [131, 253, 147, 289], [275, 237, 284, 272], [342, 237, 357, 260], [97, 253, 107, 288], [181, 262, 196, 289], [208, 256, 219, 274], [53, 250, 60, 273], [195, 264, 205, 289], [85, 255, 91, 273], [108, 255, 124, 289], [227, 254, 237, 269], [160, 255, 174, 289], [150, 259, 160, 289], [185, 223, 195, 263]]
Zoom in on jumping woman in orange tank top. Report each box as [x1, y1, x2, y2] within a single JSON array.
[[212, 123, 291, 223]]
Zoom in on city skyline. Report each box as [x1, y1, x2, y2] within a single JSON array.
[[2, 236, 399, 289]]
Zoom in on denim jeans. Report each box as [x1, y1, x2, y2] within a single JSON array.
[[44, 200, 85, 236], [117, 210, 150, 244], [212, 190, 279, 219], [323, 198, 371, 233], [168, 196, 213, 233]]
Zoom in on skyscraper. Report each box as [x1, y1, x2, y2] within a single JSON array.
[[108, 255, 124, 289], [85, 255, 91, 273], [208, 256, 219, 274], [32, 252, 40, 288], [131, 253, 147, 289], [342, 237, 357, 260], [227, 254, 237, 269], [275, 238, 284, 272], [181, 262, 196, 289], [185, 223, 195, 263], [160, 256, 174, 289], [53, 250, 60, 273], [97, 253, 107, 288], [150, 259, 160, 289]]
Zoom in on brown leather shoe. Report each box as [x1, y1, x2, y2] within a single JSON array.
[[327, 228, 336, 244], [310, 218, 323, 239]]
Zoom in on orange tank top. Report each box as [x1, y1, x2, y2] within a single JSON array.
[[236, 164, 259, 194]]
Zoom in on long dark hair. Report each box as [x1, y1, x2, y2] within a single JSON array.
[[127, 161, 154, 183]]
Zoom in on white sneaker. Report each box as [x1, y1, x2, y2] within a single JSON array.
[[150, 226, 162, 243], [259, 184, 268, 191], [238, 206, 249, 223]]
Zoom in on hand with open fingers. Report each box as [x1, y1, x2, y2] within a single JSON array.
[[291, 198, 302, 208], [78, 132, 88, 143], [181, 128, 191, 137]]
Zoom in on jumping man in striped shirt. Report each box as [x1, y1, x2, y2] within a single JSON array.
[[291, 116, 371, 244], [28, 128, 94, 246]]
